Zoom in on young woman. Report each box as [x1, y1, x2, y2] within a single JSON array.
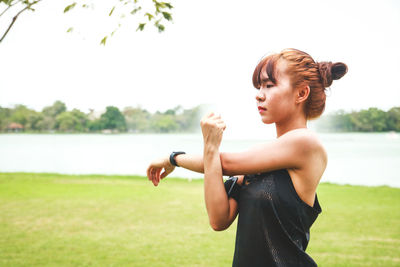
[[147, 48, 348, 266]]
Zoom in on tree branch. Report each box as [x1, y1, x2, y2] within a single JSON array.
[[0, 0, 22, 17], [0, 0, 42, 43]]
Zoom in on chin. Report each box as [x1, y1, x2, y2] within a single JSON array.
[[261, 118, 275, 124]]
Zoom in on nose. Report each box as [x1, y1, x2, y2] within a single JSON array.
[[255, 90, 265, 103]]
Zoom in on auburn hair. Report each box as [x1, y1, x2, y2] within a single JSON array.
[[252, 48, 348, 120]]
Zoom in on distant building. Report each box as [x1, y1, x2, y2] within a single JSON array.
[[88, 108, 104, 120], [7, 122, 24, 132]]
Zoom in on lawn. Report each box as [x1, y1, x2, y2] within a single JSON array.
[[0, 173, 399, 266]]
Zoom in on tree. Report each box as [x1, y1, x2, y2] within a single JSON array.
[[56, 111, 78, 132], [55, 109, 89, 132], [150, 113, 178, 133], [100, 106, 126, 131], [88, 119, 103, 132], [9, 104, 30, 126], [123, 106, 151, 132], [0, 106, 12, 131], [387, 107, 400, 131], [25, 109, 43, 131], [176, 105, 201, 132], [70, 108, 89, 131], [42, 100, 67, 118], [0, 0, 173, 44], [37, 100, 67, 131]]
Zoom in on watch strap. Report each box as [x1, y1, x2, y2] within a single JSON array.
[[224, 176, 242, 202], [169, 151, 186, 167]]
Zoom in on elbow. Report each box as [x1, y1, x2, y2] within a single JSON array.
[[210, 224, 227, 232], [210, 221, 229, 231]]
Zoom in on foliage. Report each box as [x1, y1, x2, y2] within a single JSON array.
[[0, 101, 203, 133], [99, 106, 127, 131], [0, 0, 173, 44], [150, 113, 178, 133], [55, 109, 89, 132], [123, 106, 151, 132], [315, 107, 400, 132]]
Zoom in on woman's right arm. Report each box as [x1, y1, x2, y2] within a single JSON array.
[[147, 153, 218, 186]]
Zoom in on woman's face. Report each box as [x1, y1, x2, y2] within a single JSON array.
[[255, 60, 297, 124]]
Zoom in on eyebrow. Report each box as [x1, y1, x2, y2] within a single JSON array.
[[260, 77, 272, 83]]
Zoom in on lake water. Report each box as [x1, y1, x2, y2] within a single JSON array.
[[0, 132, 399, 187]]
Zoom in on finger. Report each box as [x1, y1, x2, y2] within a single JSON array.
[[152, 173, 158, 186], [151, 168, 157, 185], [215, 119, 225, 125], [216, 121, 226, 129], [149, 167, 155, 181], [151, 170, 156, 186], [155, 168, 160, 185], [147, 166, 153, 180], [211, 114, 221, 120], [156, 169, 161, 183]]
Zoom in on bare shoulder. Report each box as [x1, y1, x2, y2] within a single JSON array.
[[280, 128, 327, 167]]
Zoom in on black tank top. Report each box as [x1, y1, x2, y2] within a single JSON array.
[[233, 169, 322, 267]]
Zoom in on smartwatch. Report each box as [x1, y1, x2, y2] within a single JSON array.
[[169, 151, 186, 167]]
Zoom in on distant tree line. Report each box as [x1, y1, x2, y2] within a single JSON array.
[[315, 107, 400, 132], [0, 101, 202, 133]]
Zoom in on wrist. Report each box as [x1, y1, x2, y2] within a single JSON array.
[[204, 145, 219, 155]]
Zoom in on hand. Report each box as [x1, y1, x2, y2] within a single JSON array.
[[146, 156, 175, 186], [200, 112, 227, 149]]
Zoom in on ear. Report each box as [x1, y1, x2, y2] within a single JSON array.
[[296, 85, 310, 104]]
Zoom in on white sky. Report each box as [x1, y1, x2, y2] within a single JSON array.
[[1, 0, 399, 137]]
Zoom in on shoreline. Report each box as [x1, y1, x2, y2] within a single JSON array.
[[1, 172, 399, 189]]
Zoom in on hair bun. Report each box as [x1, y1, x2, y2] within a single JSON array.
[[317, 61, 348, 88]]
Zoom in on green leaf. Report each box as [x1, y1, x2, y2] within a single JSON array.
[[157, 23, 165, 32], [136, 23, 146, 31], [145, 13, 154, 21], [131, 6, 141, 15], [66, 27, 73, 33], [165, 3, 173, 9], [109, 6, 115, 16], [162, 12, 172, 21], [157, 1, 166, 8], [64, 2, 76, 13], [100, 36, 107, 45]]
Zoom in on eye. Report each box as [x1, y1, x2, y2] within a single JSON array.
[[259, 81, 275, 89]]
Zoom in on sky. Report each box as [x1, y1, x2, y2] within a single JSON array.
[[1, 0, 399, 137]]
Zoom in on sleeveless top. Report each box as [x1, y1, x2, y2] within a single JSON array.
[[232, 169, 322, 267]]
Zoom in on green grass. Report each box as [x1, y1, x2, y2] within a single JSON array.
[[0, 173, 399, 266]]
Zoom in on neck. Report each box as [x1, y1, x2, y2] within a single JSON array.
[[275, 113, 307, 138]]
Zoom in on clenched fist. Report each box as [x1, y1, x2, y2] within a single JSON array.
[[200, 112, 227, 149]]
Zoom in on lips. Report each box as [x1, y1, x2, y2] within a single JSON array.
[[258, 106, 267, 111]]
